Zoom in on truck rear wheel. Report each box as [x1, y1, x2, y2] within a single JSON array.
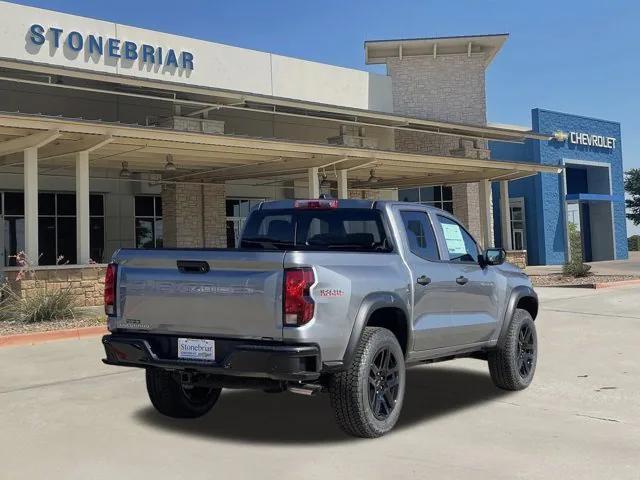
[[488, 308, 537, 391], [329, 327, 406, 438], [145, 368, 221, 418]]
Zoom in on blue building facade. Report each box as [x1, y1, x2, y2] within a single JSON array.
[[490, 109, 628, 266]]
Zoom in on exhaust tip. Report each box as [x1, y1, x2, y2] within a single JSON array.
[[287, 384, 322, 396]]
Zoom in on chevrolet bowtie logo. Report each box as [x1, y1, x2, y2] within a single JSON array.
[[552, 130, 568, 142]]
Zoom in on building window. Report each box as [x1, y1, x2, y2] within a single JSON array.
[[1, 192, 105, 266], [399, 186, 453, 213], [135, 196, 163, 249], [226, 198, 264, 247], [509, 198, 527, 251]]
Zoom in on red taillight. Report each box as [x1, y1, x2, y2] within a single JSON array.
[[284, 268, 315, 326], [104, 263, 117, 316], [294, 199, 338, 209]]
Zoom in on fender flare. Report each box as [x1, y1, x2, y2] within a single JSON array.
[[341, 292, 411, 367], [497, 285, 538, 345]]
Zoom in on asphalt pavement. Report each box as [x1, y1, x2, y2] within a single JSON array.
[[0, 286, 639, 479]]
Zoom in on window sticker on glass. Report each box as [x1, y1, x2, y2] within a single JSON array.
[[441, 223, 466, 254]]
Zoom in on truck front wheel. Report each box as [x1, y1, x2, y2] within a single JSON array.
[[145, 368, 221, 418], [329, 327, 406, 438], [488, 308, 538, 391]]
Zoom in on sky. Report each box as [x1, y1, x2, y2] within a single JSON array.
[[12, 0, 640, 234]]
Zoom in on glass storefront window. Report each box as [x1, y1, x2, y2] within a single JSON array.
[[135, 196, 162, 248], [399, 186, 453, 213], [1, 192, 105, 266]]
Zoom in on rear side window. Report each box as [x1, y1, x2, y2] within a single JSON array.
[[240, 208, 391, 252], [436, 215, 479, 263], [400, 211, 440, 261]]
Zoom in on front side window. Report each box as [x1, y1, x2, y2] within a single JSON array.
[[135, 196, 162, 249], [400, 211, 439, 261], [437, 215, 479, 263]]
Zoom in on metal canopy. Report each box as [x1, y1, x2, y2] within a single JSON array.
[[0, 112, 561, 189], [0, 61, 549, 144]]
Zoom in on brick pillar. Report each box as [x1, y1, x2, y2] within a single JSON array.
[[162, 182, 227, 249], [161, 183, 204, 248], [386, 53, 491, 239], [203, 183, 227, 248], [449, 139, 492, 240]]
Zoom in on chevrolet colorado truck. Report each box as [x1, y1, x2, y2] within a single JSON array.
[[102, 198, 538, 438]]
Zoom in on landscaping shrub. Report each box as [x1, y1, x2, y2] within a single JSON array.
[[0, 251, 78, 323], [562, 222, 592, 278], [562, 261, 592, 277], [0, 284, 78, 323], [629, 235, 640, 252]]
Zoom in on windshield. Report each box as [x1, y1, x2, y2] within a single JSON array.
[[240, 208, 391, 252]]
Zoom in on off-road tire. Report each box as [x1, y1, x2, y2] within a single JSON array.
[[329, 327, 406, 438], [488, 308, 537, 390], [146, 368, 221, 418]]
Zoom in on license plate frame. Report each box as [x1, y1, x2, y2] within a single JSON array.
[[177, 338, 215, 362]]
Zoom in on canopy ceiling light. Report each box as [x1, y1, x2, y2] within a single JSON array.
[[367, 169, 381, 184], [164, 154, 176, 171], [119, 161, 131, 178], [319, 172, 330, 187]]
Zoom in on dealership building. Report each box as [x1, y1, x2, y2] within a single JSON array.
[[0, 2, 628, 304]]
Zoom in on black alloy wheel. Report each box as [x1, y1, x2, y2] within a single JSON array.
[[368, 346, 401, 421], [517, 323, 536, 379]]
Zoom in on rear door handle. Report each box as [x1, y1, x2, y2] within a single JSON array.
[[416, 275, 431, 286], [177, 260, 210, 274], [456, 276, 469, 285]]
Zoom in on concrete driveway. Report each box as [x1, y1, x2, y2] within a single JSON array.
[[1, 286, 639, 480]]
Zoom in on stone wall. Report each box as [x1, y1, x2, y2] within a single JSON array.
[[506, 250, 528, 269], [386, 53, 490, 240], [162, 182, 227, 248], [203, 184, 227, 248], [4, 265, 106, 307]]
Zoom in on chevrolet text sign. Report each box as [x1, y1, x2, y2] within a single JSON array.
[[569, 132, 616, 149]]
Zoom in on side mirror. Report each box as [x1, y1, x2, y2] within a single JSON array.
[[482, 248, 506, 267]]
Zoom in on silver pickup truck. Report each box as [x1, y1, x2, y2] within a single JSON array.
[[102, 198, 538, 438]]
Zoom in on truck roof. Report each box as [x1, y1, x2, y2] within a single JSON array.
[[257, 199, 450, 215]]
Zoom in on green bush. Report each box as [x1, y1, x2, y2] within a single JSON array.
[[0, 283, 77, 323], [629, 235, 640, 252], [562, 261, 592, 277], [562, 222, 592, 278]]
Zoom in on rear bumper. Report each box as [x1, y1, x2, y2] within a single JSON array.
[[102, 333, 321, 382]]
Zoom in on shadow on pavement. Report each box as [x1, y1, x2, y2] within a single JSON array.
[[134, 364, 512, 444]]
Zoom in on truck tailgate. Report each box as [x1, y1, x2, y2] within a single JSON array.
[[113, 249, 285, 340]]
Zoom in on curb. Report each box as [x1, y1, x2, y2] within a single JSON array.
[[545, 279, 640, 289], [0, 325, 107, 348], [592, 279, 640, 289]]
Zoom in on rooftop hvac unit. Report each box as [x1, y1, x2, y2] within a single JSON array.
[[327, 125, 378, 149], [157, 116, 225, 135], [131, 173, 163, 195]]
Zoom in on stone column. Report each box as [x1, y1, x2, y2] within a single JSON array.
[[161, 183, 204, 248], [386, 53, 490, 240], [162, 182, 227, 249], [203, 183, 227, 248]]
